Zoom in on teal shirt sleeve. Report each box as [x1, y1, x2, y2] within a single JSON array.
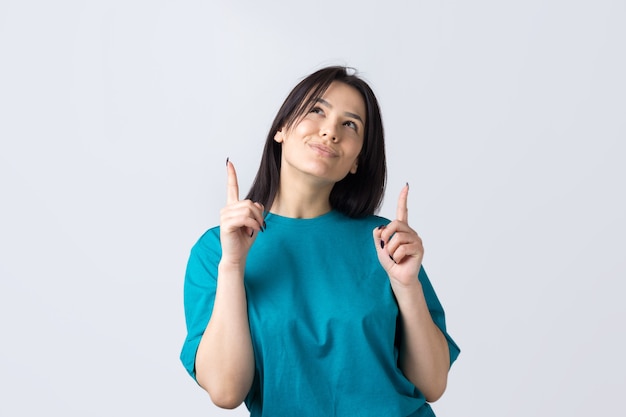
[[418, 266, 461, 367], [180, 228, 221, 381]]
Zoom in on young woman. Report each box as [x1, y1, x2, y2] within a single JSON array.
[[181, 66, 460, 416]]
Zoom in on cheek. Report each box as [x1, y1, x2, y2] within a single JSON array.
[[349, 139, 364, 158], [293, 119, 316, 135]]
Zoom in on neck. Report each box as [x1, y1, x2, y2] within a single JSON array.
[[270, 177, 334, 219]]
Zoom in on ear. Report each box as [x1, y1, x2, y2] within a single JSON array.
[[350, 159, 358, 174], [274, 129, 285, 143]]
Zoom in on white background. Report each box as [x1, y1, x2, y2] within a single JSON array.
[[1, 1, 624, 415]]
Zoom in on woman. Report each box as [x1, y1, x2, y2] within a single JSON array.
[[181, 66, 460, 416]]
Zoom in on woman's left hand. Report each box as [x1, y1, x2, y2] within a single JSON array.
[[373, 185, 450, 402], [373, 184, 424, 288]]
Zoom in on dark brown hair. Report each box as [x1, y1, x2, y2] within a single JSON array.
[[246, 66, 386, 218]]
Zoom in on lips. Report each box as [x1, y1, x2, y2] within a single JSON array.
[[309, 143, 338, 157]]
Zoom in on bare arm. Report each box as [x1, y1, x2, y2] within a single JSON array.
[[392, 281, 450, 402], [195, 262, 255, 408], [195, 160, 264, 408]]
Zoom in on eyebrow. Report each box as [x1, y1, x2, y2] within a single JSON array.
[[316, 98, 364, 124]]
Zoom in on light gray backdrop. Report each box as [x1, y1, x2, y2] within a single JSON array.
[[1, 0, 624, 415]]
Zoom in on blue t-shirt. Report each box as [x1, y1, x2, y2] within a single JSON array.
[[181, 210, 459, 417]]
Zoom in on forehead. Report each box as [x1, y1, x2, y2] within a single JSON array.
[[284, 80, 367, 130], [319, 82, 366, 116]]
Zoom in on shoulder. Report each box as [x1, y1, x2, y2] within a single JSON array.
[[188, 225, 222, 260], [193, 225, 220, 248], [185, 226, 222, 284]]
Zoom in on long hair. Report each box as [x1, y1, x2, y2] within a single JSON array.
[[246, 66, 386, 218]]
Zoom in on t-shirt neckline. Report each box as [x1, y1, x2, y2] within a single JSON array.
[[264, 210, 342, 226]]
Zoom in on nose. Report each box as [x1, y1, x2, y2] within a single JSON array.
[[320, 121, 339, 142]]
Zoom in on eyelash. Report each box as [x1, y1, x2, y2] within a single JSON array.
[[343, 120, 358, 131], [310, 107, 359, 132]]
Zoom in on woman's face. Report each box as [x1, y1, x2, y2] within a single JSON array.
[[274, 81, 366, 186]]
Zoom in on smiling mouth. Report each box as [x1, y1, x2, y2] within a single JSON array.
[[309, 143, 338, 157]]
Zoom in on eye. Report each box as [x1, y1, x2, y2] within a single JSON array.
[[343, 120, 358, 131], [310, 106, 324, 115]]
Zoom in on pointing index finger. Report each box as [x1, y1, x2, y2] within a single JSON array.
[[396, 183, 409, 222], [226, 158, 239, 204]]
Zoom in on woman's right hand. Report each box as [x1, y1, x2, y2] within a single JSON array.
[[219, 159, 265, 267], [196, 159, 259, 406]]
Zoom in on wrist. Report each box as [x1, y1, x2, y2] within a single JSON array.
[[390, 279, 424, 307], [218, 259, 247, 276]]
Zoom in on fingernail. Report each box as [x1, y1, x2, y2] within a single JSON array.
[[226, 157, 229, 166], [380, 240, 385, 249], [377, 224, 385, 230], [406, 182, 409, 188], [263, 221, 267, 231], [389, 254, 397, 264], [250, 230, 254, 238]]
